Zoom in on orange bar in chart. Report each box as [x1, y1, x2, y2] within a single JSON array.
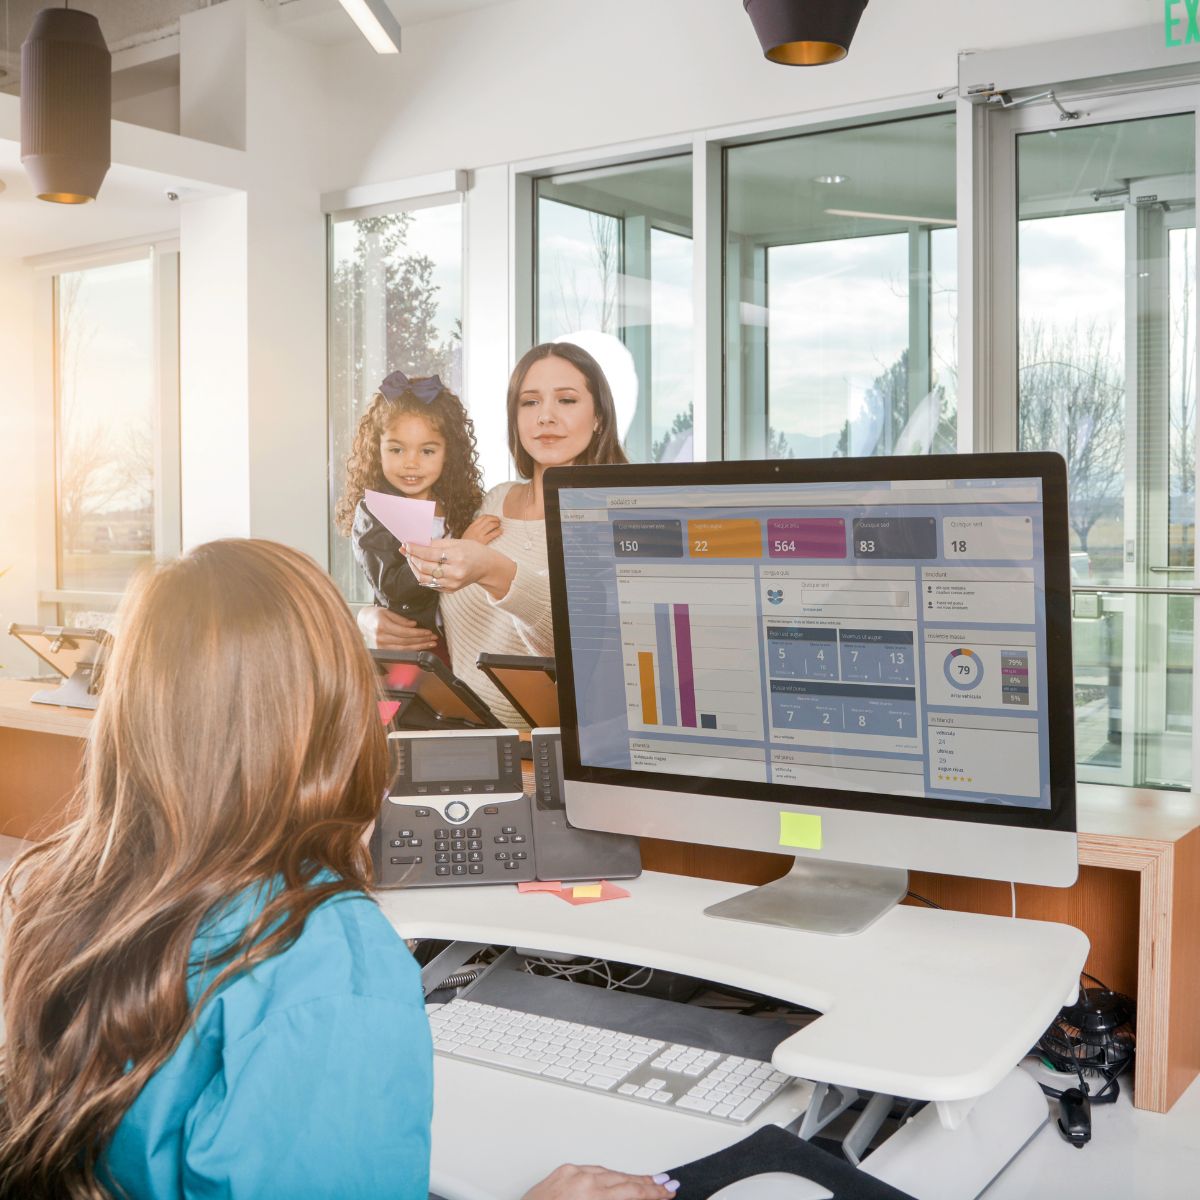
[[637, 651, 659, 724], [687, 518, 762, 558]]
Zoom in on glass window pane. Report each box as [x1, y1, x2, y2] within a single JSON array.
[[535, 156, 693, 462], [1016, 112, 1196, 789], [725, 113, 957, 460], [328, 201, 464, 604], [55, 256, 155, 593]]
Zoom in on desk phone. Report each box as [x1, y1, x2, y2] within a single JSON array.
[[373, 729, 537, 887]]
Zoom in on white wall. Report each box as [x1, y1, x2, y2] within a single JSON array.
[[111, 87, 182, 136], [0, 259, 42, 678], [179, 191, 252, 548], [175, 0, 328, 563], [318, 0, 1158, 189]]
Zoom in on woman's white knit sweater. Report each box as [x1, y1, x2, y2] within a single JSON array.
[[440, 481, 552, 729]]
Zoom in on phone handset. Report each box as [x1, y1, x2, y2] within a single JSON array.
[[529, 728, 641, 883]]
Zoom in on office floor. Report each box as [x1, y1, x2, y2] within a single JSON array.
[[981, 1067, 1200, 1199]]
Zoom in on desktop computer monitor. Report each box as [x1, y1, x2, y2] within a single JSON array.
[[543, 453, 1078, 934]]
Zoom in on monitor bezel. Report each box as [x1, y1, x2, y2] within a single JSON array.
[[543, 452, 1075, 836]]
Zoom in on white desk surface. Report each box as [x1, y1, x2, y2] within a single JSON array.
[[427, 1054, 814, 1200], [377, 870, 1088, 1104]]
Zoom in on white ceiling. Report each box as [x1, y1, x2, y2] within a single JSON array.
[[0, 138, 234, 260], [0, 1, 520, 81]]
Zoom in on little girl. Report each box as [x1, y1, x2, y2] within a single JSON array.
[[335, 372, 496, 651]]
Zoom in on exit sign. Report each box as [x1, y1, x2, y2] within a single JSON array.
[[1166, 0, 1200, 46]]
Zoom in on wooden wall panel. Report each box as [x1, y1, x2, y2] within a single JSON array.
[[908, 866, 1140, 1000], [1166, 827, 1200, 1106], [0, 729, 83, 840]]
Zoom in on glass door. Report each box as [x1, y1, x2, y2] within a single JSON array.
[[992, 92, 1198, 788]]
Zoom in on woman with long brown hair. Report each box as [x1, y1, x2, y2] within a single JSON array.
[[0, 539, 674, 1200], [360, 341, 630, 726]]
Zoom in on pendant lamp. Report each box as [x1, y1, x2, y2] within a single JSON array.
[[743, 0, 869, 66], [21, 5, 111, 204]]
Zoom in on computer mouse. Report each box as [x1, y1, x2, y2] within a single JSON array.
[[1057, 1086, 1091, 1148], [709, 1174, 834, 1200]]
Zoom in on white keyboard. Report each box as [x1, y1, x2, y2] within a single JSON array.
[[428, 998, 793, 1123]]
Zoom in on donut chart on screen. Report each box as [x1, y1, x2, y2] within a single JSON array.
[[943, 647, 983, 691]]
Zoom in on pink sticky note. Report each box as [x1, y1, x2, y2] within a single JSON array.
[[517, 880, 566, 894], [378, 700, 401, 725], [554, 881, 631, 906], [365, 490, 436, 546]]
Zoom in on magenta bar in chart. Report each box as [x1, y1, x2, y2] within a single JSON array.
[[673, 604, 697, 728]]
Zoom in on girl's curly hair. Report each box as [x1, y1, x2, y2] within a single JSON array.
[[335, 381, 485, 540]]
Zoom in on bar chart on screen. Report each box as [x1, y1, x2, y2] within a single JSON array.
[[616, 566, 765, 741]]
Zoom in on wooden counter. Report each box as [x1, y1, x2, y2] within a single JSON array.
[[0, 678, 90, 840]]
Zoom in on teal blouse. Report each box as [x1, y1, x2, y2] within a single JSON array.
[[103, 883, 433, 1199]]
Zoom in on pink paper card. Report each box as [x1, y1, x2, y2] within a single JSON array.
[[365, 489, 437, 546], [517, 880, 566, 894], [554, 881, 631, 906], [377, 700, 402, 725]]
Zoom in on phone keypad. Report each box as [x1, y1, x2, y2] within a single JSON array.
[[375, 793, 536, 888]]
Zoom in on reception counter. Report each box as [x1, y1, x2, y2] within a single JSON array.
[[1, 674, 1196, 1111]]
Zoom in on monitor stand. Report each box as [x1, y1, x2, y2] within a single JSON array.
[[703, 857, 909, 936], [30, 662, 102, 710]]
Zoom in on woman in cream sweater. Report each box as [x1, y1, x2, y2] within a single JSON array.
[[359, 342, 628, 727]]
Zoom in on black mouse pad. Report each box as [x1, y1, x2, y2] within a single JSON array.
[[664, 1125, 917, 1200]]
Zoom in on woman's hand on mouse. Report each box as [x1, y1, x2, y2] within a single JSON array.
[[461, 514, 502, 545], [356, 605, 439, 651], [521, 1164, 679, 1200], [405, 537, 516, 601]]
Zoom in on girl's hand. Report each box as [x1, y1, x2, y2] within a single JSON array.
[[356, 605, 439, 651], [405, 537, 516, 601], [522, 1165, 678, 1200], [462, 515, 502, 545]]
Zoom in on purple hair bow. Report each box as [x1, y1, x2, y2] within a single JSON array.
[[379, 370, 446, 405]]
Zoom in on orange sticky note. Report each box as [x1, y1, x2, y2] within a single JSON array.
[[555, 881, 631, 906], [517, 880, 565, 893]]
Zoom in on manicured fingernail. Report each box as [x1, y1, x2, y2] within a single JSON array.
[[652, 1175, 670, 1185], [665, 1183, 681, 1193]]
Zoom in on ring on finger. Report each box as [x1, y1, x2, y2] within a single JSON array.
[[434, 563, 444, 580], [439, 551, 448, 564]]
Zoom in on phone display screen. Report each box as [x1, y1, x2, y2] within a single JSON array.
[[411, 737, 499, 783]]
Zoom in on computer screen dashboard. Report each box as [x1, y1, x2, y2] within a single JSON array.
[[545, 453, 1076, 839]]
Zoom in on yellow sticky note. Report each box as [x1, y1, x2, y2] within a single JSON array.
[[779, 812, 822, 850], [572, 884, 603, 898]]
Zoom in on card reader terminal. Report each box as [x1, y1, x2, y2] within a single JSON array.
[[373, 729, 537, 887]]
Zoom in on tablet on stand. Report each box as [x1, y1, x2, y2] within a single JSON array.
[[372, 649, 502, 731], [475, 652, 559, 728], [7, 622, 111, 710]]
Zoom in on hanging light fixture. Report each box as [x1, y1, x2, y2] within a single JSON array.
[[21, 4, 111, 204], [743, 0, 869, 66]]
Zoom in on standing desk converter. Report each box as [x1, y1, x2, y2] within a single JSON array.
[[378, 870, 1088, 1200]]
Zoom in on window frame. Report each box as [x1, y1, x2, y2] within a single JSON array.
[[323, 180, 468, 605], [33, 237, 181, 623], [502, 38, 1200, 795]]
